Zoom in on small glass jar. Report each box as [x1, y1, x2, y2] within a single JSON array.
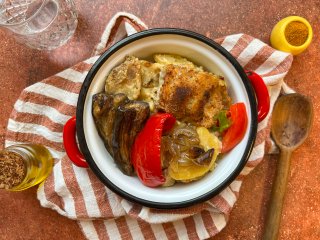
[[0, 144, 53, 191]]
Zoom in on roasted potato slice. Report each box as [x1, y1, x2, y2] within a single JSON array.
[[105, 56, 142, 100], [154, 54, 196, 68]]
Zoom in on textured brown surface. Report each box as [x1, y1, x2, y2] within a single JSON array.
[[0, 0, 319, 239]]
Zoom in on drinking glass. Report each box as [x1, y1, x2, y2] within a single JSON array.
[[0, 0, 78, 50]]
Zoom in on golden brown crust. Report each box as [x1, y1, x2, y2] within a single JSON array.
[[104, 55, 232, 128], [157, 64, 231, 128]]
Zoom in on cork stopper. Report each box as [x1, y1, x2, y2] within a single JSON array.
[[0, 150, 26, 189]]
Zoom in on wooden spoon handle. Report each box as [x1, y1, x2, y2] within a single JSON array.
[[263, 149, 292, 240]]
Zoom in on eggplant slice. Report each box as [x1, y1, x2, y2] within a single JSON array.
[[112, 101, 150, 175], [92, 92, 150, 175], [92, 93, 129, 154]]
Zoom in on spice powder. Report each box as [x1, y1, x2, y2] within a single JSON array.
[[0, 150, 26, 189], [285, 21, 309, 46]]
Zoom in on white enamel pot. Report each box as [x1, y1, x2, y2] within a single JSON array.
[[63, 29, 269, 209]]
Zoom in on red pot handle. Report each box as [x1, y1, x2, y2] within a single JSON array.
[[245, 70, 270, 122], [63, 116, 89, 168]]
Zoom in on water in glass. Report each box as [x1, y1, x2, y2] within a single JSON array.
[[0, 0, 78, 50]]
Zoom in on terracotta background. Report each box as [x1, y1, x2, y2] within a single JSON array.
[[0, 0, 319, 239]]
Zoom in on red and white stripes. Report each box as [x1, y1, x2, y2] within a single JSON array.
[[5, 13, 293, 240]]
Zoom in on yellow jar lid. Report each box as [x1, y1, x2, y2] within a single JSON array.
[[270, 16, 313, 55]]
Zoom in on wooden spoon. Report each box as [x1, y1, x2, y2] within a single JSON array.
[[263, 93, 313, 240]]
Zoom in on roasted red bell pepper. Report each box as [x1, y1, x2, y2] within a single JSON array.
[[221, 103, 248, 153], [131, 113, 176, 187]]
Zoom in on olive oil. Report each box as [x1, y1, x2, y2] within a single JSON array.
[[4, 144, 53, 191]]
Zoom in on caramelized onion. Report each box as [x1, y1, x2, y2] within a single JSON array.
[[172, 124, 199, 146], [161, 123, 211, 168], [192, 148, 214, 166]]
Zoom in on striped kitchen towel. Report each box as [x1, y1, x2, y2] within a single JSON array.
[[5, 12, 293, 240]]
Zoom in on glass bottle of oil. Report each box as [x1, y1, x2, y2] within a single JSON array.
[[0, 144, 53, 191]]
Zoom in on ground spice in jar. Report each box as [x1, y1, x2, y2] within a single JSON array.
[[285, 21, 309, 46], [0, 150, 26, 189]]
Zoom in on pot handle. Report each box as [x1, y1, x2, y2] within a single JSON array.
[[63, 116, 89, 168], [245, 70, 270, 122]]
